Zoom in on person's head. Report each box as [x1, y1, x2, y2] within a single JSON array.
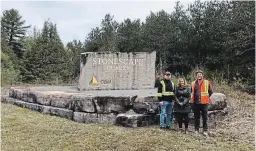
[[164, 71, 171, 80], [178, 78, 187, 87], [156, 73, 164, 79], [196, 70, 204, 80]]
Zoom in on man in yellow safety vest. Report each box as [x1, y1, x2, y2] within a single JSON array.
[[157, 71, 176, 129]]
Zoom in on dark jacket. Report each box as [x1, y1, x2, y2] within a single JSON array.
[[174, 86, 191, 113], [157, 79, 176, 102], [155, 78, 161, 88]]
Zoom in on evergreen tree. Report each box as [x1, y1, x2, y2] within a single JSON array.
[[66, 40, 84, 81], [1, 9, 30, 58], [142, 10, 172, 72], [23, 20, 70, 83], [1, 32, 21, 85], [117, 18, 143, 52]]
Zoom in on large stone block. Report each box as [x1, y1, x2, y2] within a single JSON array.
[[9, 87, 20, 99], [41, 106, 73, 120], [94, 96, 131, 114], [2, 96, 73, 119], [209, 93, 227, 111], [33, 92, 51, 105], [208, 109, 228, 121], [78, 51, 156, 90], [2, 96, 43, 112], [22, 90, 29, 102], [73, 112, 86, 123], [73, 112, 116, 124], [9, 88, 29, 102], [72, 95, 95, 112], [50, 93, 73, 109], [1, 96, 15, 104], [133, 96, 158, 114], [116, 109, 149, 127], [97, 113, 116, 124], [22, 101, 43, 112]]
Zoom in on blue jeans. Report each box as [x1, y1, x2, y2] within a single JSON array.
[[160, 101, 173, 127]]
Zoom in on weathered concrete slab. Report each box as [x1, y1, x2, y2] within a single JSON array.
[[78, 51, 156, 90]]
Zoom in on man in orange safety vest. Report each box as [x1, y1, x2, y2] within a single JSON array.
[[190, 70, 213, 136]]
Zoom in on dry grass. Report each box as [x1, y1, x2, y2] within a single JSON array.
[[1, 84, 255, 151], [212, 84, 255, 143]]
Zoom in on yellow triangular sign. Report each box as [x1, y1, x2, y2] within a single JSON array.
[[91, 76, 98, 85]]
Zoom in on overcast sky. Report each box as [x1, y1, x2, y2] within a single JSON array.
[[1, 0, 195, 45]]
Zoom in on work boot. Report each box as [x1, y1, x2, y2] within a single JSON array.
[[203, 131, 208, 136], [166, 126, 170, 130]]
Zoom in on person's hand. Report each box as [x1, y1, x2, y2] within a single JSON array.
[[179, 102, 183, 106], [159, 101, 163, 106]]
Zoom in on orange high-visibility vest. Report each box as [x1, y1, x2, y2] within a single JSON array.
[[190, 80, 210, 104]]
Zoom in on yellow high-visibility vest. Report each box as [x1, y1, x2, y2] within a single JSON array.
[[157, 80, 175, 97]]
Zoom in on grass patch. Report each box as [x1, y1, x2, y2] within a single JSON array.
[[2, 102, 254, 151]]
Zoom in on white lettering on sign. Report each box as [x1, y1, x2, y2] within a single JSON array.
[[93, 58, 144, 71], [105, 65, 132, 71], [92, 58, 144, 66]]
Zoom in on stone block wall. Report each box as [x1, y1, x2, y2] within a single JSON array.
[[2, 87, 228, 128]]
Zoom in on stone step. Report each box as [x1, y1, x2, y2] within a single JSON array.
[[2, 96, 73, 120]]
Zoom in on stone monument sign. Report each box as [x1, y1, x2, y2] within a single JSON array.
[[78, 51, 156, 90]]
